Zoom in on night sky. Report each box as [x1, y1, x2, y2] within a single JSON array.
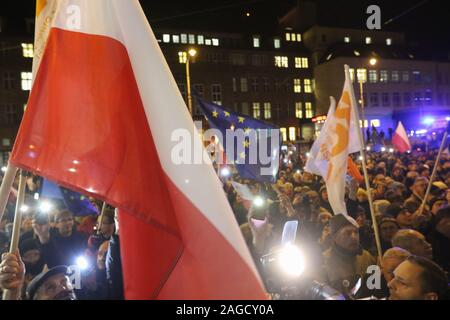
[[1, 0, 448, 49]]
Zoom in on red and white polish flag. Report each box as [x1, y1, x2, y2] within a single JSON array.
[[11, 0, 266, 300], [392, 121, 411, 153]]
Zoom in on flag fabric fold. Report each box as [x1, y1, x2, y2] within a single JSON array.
[[10, 0, 266, 300], [305, 66, 361, 215], [392, 121, 411, 153]]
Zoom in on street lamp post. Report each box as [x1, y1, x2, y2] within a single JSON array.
[[185, 49, 197, 115]]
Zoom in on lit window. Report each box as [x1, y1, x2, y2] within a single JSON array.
[[253, 36, 260, 48], [357, 69, 367, 83], [305, 102, 313, 118], [253, 102, 261, 119], [295, 57, 302, 68], [402, 71, 410, 82], [293, 79, 301, 93], [197, 35, 204, 45], [304, 79, 312, 93], [365, 37, 372, 44], [296, 34, 302, 42], [188, 34, 196, 44], [289, 127, 296, 141], [359, 120, 369, 128], [21, 43, 33, 58], [178, 52, 187, 64], [280, 128, 287, 142], [275, 56, 288, 68], [212, 38, 219, 46], [391, 71, 400, 82], [295, 102, 303, 118], [211, 84, 222, 105], [263, 102, 271, 119], [172, 35, 180, 43], [301, 57, 308, 68], [285, 33, 291, 41], [380, 70, 389, 82], [240, 78, 248, 92], [21, 72, 32, 91], [162, 34, 170, 43], [386, 38, 392, 46], [180, 34, 187, 44], [349, 68, 355, 82], [205, 39, 212, 46], [344, 36, 350, 43], [370, 119, 380, 127], [370, 93, 379, 106], [274, 38, 281, 49], [369, 70, 378, 83]]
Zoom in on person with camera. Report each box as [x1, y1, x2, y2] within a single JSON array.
[[33, 210, 88, 268]]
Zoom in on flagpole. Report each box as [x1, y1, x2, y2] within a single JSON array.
[[97, 202, 107, 235], [345, 65, 383, 262], [2, 170, 26, 300], [0, 164, 19, 223], [418, 126, 449, 216]]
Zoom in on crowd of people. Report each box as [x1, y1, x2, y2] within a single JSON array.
[[0, 134, 449, 300]]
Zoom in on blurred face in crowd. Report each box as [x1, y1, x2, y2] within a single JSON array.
[[431, 200, 446, 215], [436, 217, 450, 239], [303, 172, 313, 183], [334, 225, 359, 252], [56, 212, 74, 237], [388, 261, 438, 300], [34, 273, 76, 300], [321, 189, 328, 202], [356, 213, 366, 227], [98, 216, 115, 239], [318, 212, 332, 225], [22, 249, 41, 265], [396, 209, 413, 228], [408, 232, 433, 260], [21, 218, 33, 233], [412, 179, 428, 198], [382, 256, 406, 284], [408, 163, 418, 172], [380, 222, 399, 243], [97, 241, 109, 270]]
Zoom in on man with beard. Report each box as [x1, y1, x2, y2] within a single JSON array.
[[321, 214, 376, 294], [0, 252, 76, 300], [388, 255, 448, 300]]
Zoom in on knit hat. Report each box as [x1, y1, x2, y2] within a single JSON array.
[[330, 214, 358, 236]]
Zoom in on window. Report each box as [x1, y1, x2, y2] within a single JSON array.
[[212, 38, 219, 46], [263, 78, 270, 92], [2, 138, 10, 147], [357, 69, 367, 83], [380, 70, 389, 83], [414, 92, 422, 106], [305, 102, 313, 118], [2, 72, 15, 89], [21, 72, 32, 91], [251, 54, 267, 66], [240, 78, 248, 92], [386, 38, 392, 46], [280, 128, 287, 142], [393, 92, 401, 107], [295, 57, 308, 68], [413, 71, 421, 83], [162, 34, 170, 43], [370, 119, 381, 127], [232, 78, 237, 93], [211, 84, 222, 105], [391, 71, 400, 82], [274, 56, 288, 68], [21, 43, 33, 58], [295, 102, 303, 118], [286, 33, 291, 41], [296, 34, 302, 42], [197, 35, 204, 45], [253, 102, 261, 119], [344, 36, 350, 43], [349, 68, 355, 83], [286, 33, 301, 42], [289, 127, 296, 141], [293, 79, 301, 93], [251, 78, 258, 92], [263, 102, 271, 119], [172, 35, 180, 43], [403, 92, 412, 106], [253, 36, 260, 48], [205, 39, 212, 46], [230, 53, 246, 66], [370, 93, 379, 106], [180, 34, 187, 44], [369, 70, 378, 83], [188, 34, 196, 44], [304, 79, 312, 93], [382, 93, 390, 106], [273, 38, 281, 49], [365, 37, 372, 44], [178, 51, 187, 64], [402, 71, 410, 82], [242, 102, 249, 115]]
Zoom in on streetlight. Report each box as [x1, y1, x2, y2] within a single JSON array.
[[185, 48, 197, 115]]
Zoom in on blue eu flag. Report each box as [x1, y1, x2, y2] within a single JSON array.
[[195, 95, 280, 183]]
